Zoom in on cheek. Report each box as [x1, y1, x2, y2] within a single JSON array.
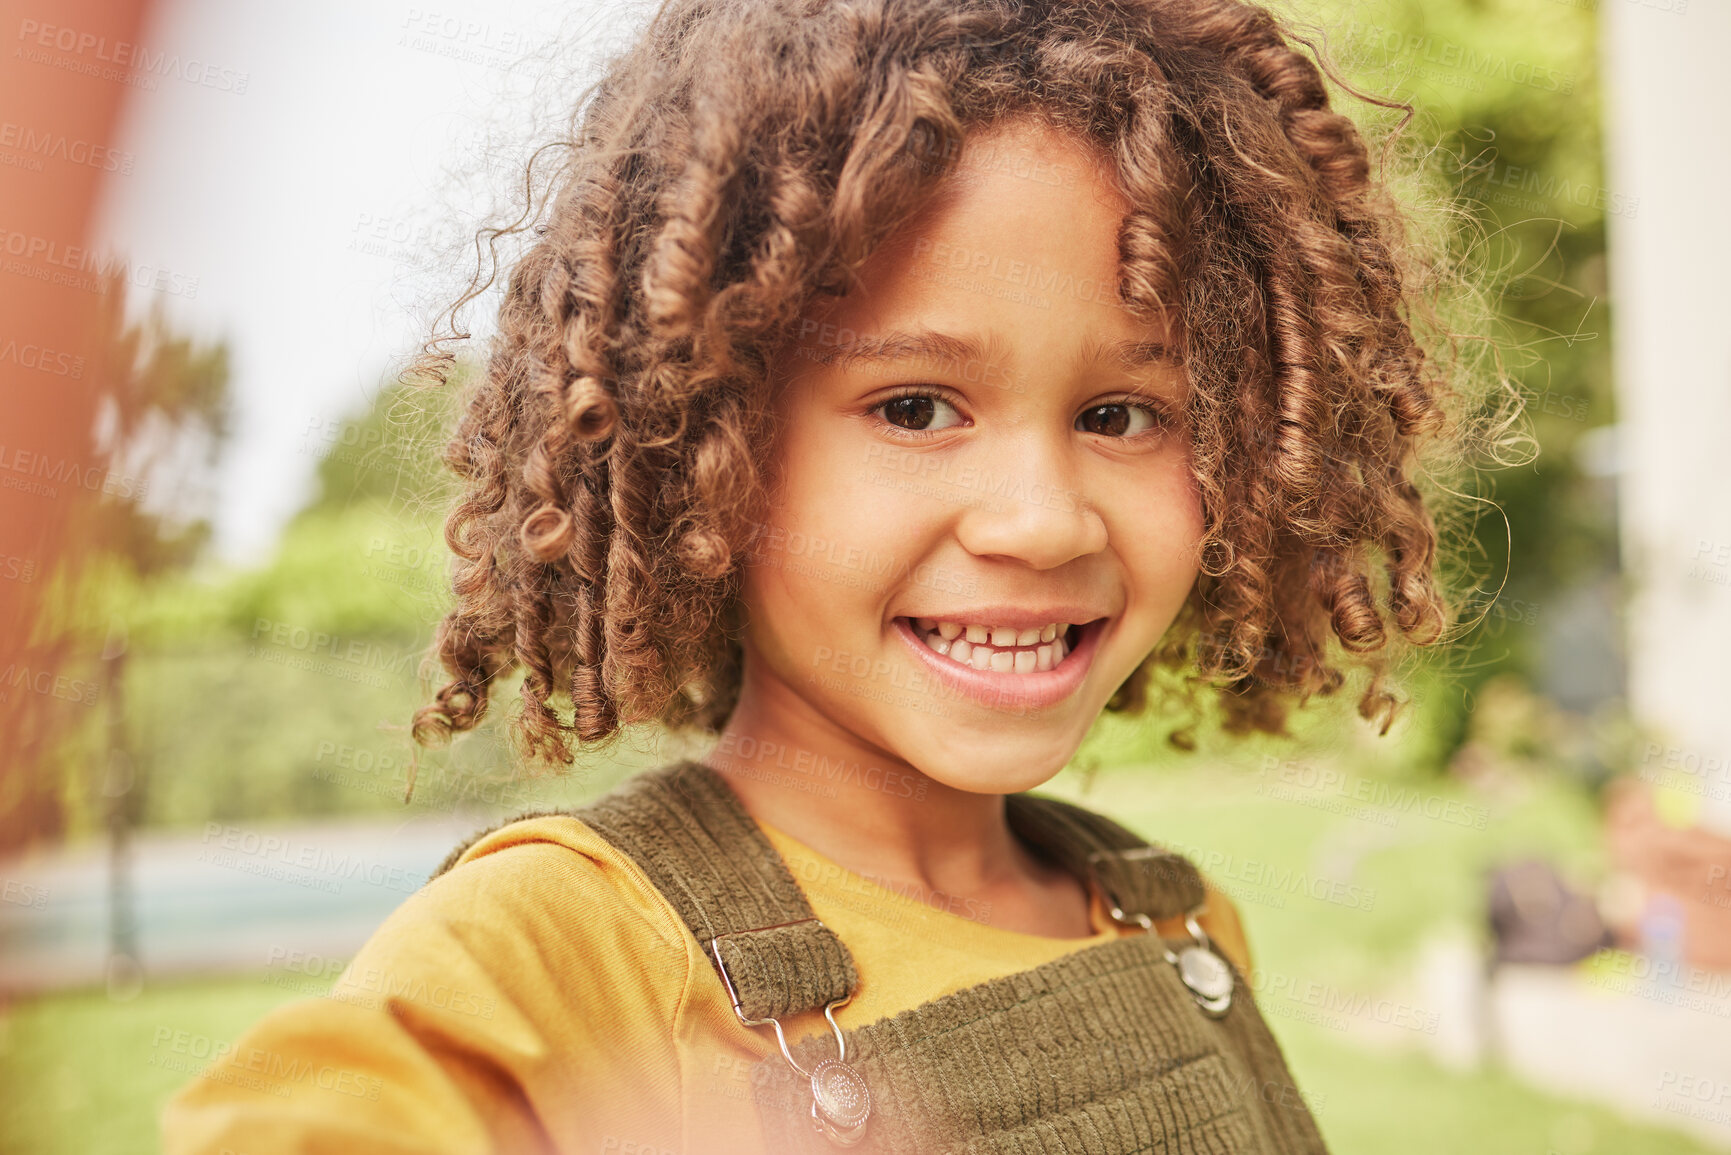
[[777, 397, 949, 555], [744, 416, 907, 634], [1112, 458, 1205, 594], [778, 424, 887, 547]]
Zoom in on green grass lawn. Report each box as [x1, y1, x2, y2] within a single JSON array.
[[0, 975, 302, 1155]]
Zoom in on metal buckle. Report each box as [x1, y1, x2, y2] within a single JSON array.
[[1174, 909, 1235, 1017], [1085, 852, 1235, 1019], [709, 920, 871, 1146]]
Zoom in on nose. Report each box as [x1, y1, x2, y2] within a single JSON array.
[[952, 433, 1108, 569]]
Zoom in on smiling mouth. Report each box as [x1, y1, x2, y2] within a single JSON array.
[[899, 617, 1089, 675]]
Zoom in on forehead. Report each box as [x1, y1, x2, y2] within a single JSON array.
[[804, 119, 1177, 353]]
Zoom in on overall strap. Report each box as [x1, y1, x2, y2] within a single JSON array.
[[1004, 791, 1208, 923], [573, 760, 857, 1023]]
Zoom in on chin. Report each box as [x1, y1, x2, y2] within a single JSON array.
[[897, 727, 1082, 796]]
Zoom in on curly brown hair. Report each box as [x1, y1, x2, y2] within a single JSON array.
[[409, 0, 1478, 766]]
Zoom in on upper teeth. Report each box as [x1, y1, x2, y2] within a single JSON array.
[[911, 618, 1072, 673]]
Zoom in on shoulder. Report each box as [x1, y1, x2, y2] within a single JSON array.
[[414, 811, 693, 954], [338, 813, 697, 1019], [162, 813, 699, 1151]]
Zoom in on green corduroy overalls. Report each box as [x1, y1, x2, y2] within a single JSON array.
[[435, 761, 1332, 1154]]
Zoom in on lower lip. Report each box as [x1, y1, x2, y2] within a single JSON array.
[[891, 617, 1108, 713]]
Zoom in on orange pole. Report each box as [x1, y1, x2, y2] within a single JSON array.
[[0, 0, 158, 848]]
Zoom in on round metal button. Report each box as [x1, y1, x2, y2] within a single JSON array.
[[809, 1058, 871, 1145], [1176, 944, 1234, 1015]]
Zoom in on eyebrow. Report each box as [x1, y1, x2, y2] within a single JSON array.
[[816, 329, 989, 371], [813, 328, 1182, 374], [1077, 335, 1183, 368]]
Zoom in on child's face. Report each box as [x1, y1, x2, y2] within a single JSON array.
[[740, 118, 1203, 795]]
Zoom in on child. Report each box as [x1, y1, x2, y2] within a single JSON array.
[[164, 0, 1460, 1151]]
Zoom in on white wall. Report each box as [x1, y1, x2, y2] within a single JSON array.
[[1602, 0, 1731, 835]]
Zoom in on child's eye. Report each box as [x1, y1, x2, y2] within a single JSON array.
[[874, 391, 965, 434], [1075, 401, 1168, 438]]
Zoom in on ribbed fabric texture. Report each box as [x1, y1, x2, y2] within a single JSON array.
[[1002, 791, 1208, 921], [561, 762, 858, 1022], [754, 936, 1261, 1153], [751, 928, 1329, 1153]]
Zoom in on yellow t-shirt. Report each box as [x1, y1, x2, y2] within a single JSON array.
[[161, 811, 1251, 1155]]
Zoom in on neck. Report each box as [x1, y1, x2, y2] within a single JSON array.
[[702, 669, 1040, 904]]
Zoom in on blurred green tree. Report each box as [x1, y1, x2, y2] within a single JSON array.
[[1231, 0, 1610, 767], [1, 275, 233, 855]]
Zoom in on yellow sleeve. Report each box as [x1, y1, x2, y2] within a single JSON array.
[[160, 821, 692, 1154], [158, 992, 530, 1155]]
